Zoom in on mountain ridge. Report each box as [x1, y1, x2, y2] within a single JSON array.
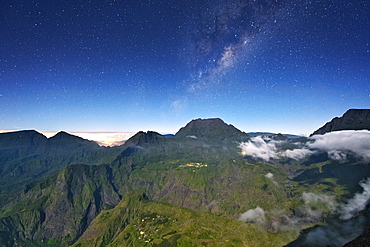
[[1, 112, 370, 246], [175, 118, 248, 141], [311, 109, 370, 136]]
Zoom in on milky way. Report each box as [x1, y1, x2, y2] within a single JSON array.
[[0, 0, 369, 134]]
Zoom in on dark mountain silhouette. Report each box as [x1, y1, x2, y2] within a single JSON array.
[[175, 118, 248, 140], [311, 109, 370, 136], [49, 131, 99, 146], [0, 130, 112, 201], [124, 131, 166, 147]]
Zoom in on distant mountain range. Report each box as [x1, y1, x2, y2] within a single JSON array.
[[246, 132, 303, 139], [0, 130, 121, 201], [0, 109, 369, 246]]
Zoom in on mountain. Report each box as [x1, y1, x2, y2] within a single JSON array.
[[72, 191, 295, 247], [311, 109, 370, 136], [247, 132, 303, 139], [124, 131, 166, 147], [1, 115, 370, 246], [175, 118, 248, 141], [0, 130, 119, 205]]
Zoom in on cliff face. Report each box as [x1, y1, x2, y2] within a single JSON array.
[[311, 109, 370, 136]]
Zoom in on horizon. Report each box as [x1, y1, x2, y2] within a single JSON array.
[[0, 115, 328, 146]]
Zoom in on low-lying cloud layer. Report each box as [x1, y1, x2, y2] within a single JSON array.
[[239, 130, 370, 162], [239, 136, 278, 161], [309, 130, 370, 161], [239, 177, 370, 245], [340, 177, 370, 220]]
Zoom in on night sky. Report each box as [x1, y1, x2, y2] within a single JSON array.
[[1, 0, 369, 135]]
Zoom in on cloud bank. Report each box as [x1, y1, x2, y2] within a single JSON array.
[[239, 136, 278, 161], [340, 177, 370, 220], [239, 130, 370, 162], [309, 130, 370, 161], [239, 136, 313, 162]]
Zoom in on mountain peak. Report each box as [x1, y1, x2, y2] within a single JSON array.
[[311, 109, 370, 136], [49, 131, 98, 146], [125, 131, 165, 146], [0, 130, 48, 147], [50, 131, 84, 141], [175, 118, 247, 140]]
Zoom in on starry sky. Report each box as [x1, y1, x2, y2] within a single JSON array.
[[1, 0, 369, 135]]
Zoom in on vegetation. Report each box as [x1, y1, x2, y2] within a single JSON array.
[[1, 119, 370, 246]]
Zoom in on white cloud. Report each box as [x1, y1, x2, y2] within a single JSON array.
[[238, 206, 266, 225], [340, 177, 370, 220], [239, 137, 312, 161], [309, 130, 370, 160], [186, 135, 197, 139], [283, 148, 314, 160], [240, 130, 370, 162], [327, 150, 348, 161], [265, 173, 274, 179], [302, 192, 337, 220], [239, 136, 278, 161]]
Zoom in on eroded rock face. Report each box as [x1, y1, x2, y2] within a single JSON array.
[[311, 109, 370, 136]]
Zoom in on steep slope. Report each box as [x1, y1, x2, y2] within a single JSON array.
[[0, 130, 117, 202], [3, 115, 370, 246], [72, 191, 298, 247], [0, 130, 49, 162], [0, 120, 293, 246], [0, 164, 121, 246], [175, 118, 248, 141], [311, 109, 370, 136], [344, 226, 370, 247]]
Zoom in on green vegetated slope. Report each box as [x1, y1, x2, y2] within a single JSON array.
[[1, 118, 370, 246], [0, 163, 122, 246], [72, 191, 297, 247], [0, 130, 122, 206]]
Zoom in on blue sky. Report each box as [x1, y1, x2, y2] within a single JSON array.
[[0, 0, 369, 135]]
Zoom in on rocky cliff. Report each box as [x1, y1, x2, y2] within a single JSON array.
[[311, 109, 370, 136]]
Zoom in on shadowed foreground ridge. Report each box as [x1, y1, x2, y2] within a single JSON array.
[[311, 109, 370, 136]]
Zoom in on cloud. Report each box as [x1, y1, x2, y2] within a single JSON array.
[[283, 148, 314, 160], [309, 130, 370, 160], [302, 219, 365, 247], [265, 173, 274, 179], [38, 131, 135, 146], [327, 150, 348, 161], [238, 206, 266, 225], [239, 136, 278, 161], [186, 135, 197, 139], [302, 192, 337, 221], [239, 130, 370, 162], [296, 178, 370, 246], [238, 193, 336, 232], [239, 137, 312, 161], [340, 177, 370, 220], [265, 172, 280, 186]]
